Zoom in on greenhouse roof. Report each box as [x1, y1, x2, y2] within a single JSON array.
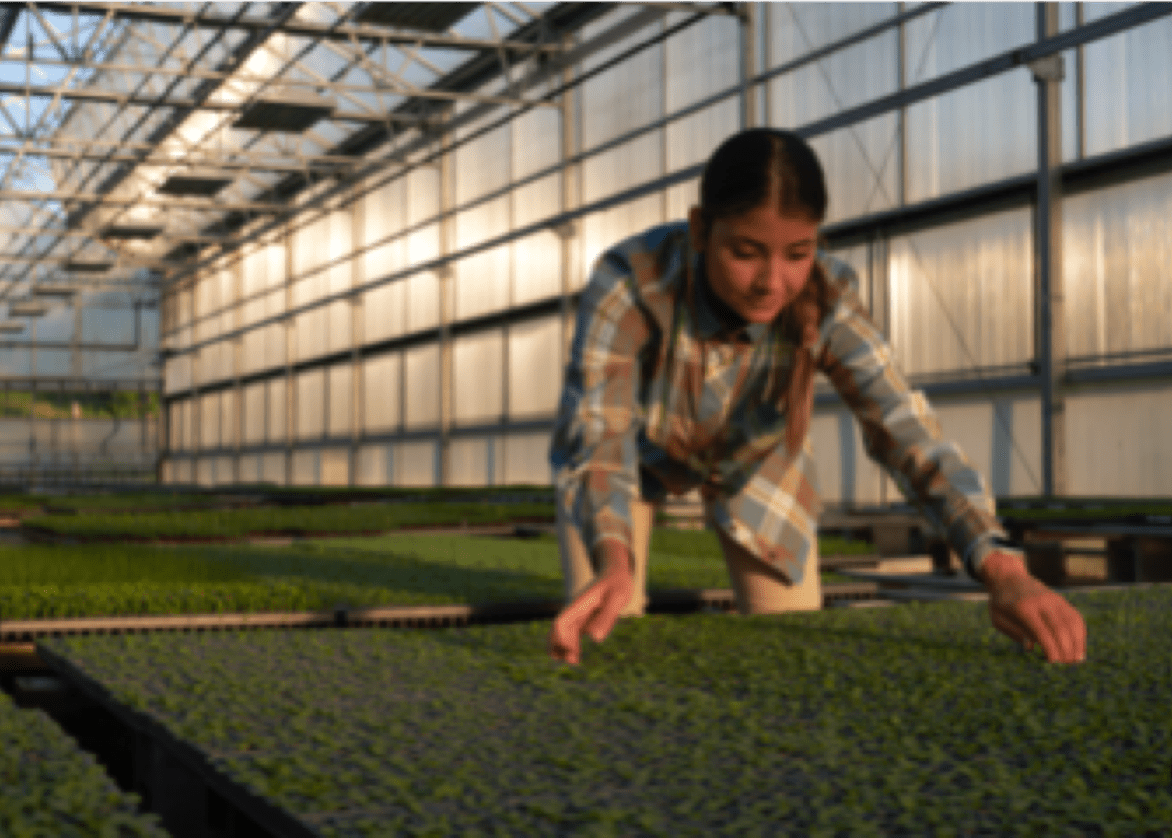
[[0, 1, 626, 314]]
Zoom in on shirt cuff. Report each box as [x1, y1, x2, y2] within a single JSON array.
[[963, 534, 1026, 585]]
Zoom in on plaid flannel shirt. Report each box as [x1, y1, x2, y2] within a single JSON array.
[[550, 221, 1018, 586]]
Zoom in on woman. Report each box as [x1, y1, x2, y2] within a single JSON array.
[[548, 128, 1085, 666]]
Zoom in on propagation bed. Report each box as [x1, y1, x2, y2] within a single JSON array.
[[35, 584, 1172, 838]]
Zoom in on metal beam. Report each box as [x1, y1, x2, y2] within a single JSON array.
[[65, 2, 568, 53], [1033, 3, 1067, 498], [0, 139, 362, 172], [0, 189, 286, 213]]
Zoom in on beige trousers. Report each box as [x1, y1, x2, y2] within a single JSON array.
[[557, 496, 822, 616]]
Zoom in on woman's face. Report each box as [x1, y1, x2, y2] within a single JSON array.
[[688, 203, 819, 324]]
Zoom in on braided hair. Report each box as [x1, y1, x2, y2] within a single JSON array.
[[697, 128, 831, 455]]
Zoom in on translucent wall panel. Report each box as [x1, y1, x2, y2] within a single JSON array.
[[268, 378, 287, 443], [454, 245, 511, 322], [241, 241, 286, 299], [397, 441, 438, 486], [1083, 13, 1172, 157], [238, 455, 260, 484], [262, 452, 285, 485], [264, 321, 285, 370], [328, 364, 352, 437], [512, 232, 562, 306], [406, 166, 441, 265], [888, 207, 1032, 377], [292, 450, 318, 486], [215, 456, 235, 486], [321, 449, 350, 487], [406, 272, 440, 333], [243, 382, 266, 444], [327, 299, 352, 354], [663, 15, 739, 219], [508, 316, 561, 420], [295, 308, 327, 363], [454, 116, 512, 322], [296, 370, 324, 440], [220, 389, 238, 448], [503, 433, 552, 485], [80, 307, 133, 343], [1068, 384, 1172, 497], [448, 437, 493, 487], [403, 345, 440, 430], [165, 355, 192, 394], [179, 399, 195, 450], [168, 402, 184, 450], [767, 4, 899, 221], [511, 108, 563, 298], [579, 10, 664, 278], [241, 329, 266, 377], [452, 331, 503, 425], [200, 393, 220, 449], [196, 458, 214, 487], [904, 5, 1036, 202], [362, 353, 401, 433], [1064, 170, 1172, 359], [363, 281, 406, 345], [292, 213, 331, 287], [355, 444, 391, 486], [361, 178, 407, 283], [169, 458, 193, 484], [324, 209, 354, 298]]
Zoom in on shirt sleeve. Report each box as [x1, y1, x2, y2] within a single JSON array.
[[815, 263, 1022, 584], [548, 246, 651, 569]]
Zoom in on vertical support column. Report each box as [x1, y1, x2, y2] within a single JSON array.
[[1075, 2, 1086, 161], [739, 2, 760, 130], [283, 233, 295, 487], [28, 322, 37, 482], [438, 117, 456, 488], [1031, 2, 1066, 498], [231, 265, 243, 486], [896, 1, 908, 208], [189, 286, 201, 487], [558, 34, 580, 387], [350, 196, 365, 487]]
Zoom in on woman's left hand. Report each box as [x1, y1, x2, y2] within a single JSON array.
[[982, 551, 1086, 664]]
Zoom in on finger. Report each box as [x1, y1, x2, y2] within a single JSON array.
[[584, 581, 628, 644], [1047, 599, 1087, 663], [548, 618, 580, 665], [990, 607, 1032, 648], [548, 580, 611, 664], [1024, 604, 1070, 664]]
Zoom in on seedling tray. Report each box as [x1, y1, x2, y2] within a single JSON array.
[[0, 688, 168, 836], [38, 585, 1172, 837]]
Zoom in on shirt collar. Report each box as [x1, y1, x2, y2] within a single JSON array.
[[692, 254, 770, 344]]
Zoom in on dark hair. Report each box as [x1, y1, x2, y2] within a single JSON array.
[[699, 128, 828, 226], [698, 128, 833, 456]]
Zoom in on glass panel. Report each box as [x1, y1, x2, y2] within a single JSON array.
[[508, 316, 561, 420], [403, 344, 440, 429], [888, 206, 1033, 377], [328, 364, 352, 437], [453, 331, 503, 424], [1063, 170, 1172, 360], [362, 353, 401, 433], [296, 370, 324, 439]]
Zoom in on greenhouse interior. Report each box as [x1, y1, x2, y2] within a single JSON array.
[[0, 3, 1170, 837], [0, 0, 1165, 499]]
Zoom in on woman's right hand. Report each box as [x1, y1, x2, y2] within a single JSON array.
[[548, 546, 634, 666]]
